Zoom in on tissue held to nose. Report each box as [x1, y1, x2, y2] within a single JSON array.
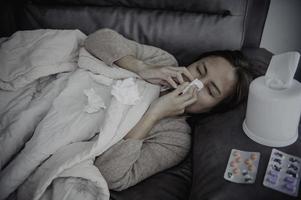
[[182, 79, 204, 94]]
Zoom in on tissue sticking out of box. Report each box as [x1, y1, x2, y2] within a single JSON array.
[[182, 79, 204, 94], [265, 52, 300, 90]]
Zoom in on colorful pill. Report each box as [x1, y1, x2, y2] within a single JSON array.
[[274, 152, 283, 158], [230, 161, 238, 167], [288, 164, 298, 171], [242, 169, 248, 176], [244, 177, 253, 183], [244, 159, 252, 166], [271, 164, 282, 172], [286, 170, 298, 178], [233, 168, 240, 174], [266, 176, 277, 185], [247, 165, 254, 171], [289, 157, 300, 164], [233, 151, 240, 157], [268, 170, 278, 178], [227, 172, 233, 179], [235, 157, 241, 163], [250, 153, 257, 160], [283, 183, 296, 192], [284, 176, 297, 185], [272, 158, 282, 165]]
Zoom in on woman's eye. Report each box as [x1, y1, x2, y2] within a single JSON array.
[[197, 67, 204, 76], [205, 87, 213, 96], [206, 87, 215, 97]]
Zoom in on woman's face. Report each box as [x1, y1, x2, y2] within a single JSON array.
[[184, 56, 237, 113]]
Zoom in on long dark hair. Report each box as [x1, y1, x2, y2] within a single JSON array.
[[197, 50, 254, 114]]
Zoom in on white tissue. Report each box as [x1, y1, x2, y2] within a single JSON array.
[[182, 79, 204, 94], [83, 88, 106, 113], [111, 77, 141, 105], [265, 52, 300, 89]]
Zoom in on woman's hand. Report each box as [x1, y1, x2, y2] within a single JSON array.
[[137, 66, 194, 88], [147, 82, 198, 120], [114, 55, 194, 88]]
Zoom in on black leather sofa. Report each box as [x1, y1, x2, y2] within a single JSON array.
[[1, 0, 301, 200]]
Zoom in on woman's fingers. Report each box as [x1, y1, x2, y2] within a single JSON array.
[[165, 76, 178, 88], [165, 66, 194, 84], [178, 86, 197, 101], [175, 72, 184, 84], [182, 88, 198, 107], [172, 82, 190, 94], [164, 69, 184, 85], [183, 96, 198, 107], [138, 65, 194, 88], [173, 67, 194, 82]]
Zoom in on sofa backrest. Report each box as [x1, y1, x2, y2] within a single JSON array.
[[1, 0, 270, 65]]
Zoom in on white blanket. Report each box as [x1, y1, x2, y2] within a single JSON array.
[[0, 29, 85, 168], [0, 30, 160, 200]]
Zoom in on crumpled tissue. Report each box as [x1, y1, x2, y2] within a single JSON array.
[[111, 78, 141, 105], [83, 88, 106, 113]]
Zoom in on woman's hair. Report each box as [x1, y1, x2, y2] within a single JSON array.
[[198, 50, 254, 114]]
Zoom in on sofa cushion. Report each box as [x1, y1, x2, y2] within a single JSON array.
[[2, 0, 270, 66], [189, 48, 301, 200]]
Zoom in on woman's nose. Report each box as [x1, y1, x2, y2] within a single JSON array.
[[199, 77, 209, 86]]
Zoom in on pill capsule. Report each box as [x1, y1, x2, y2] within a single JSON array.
[[266, 176, 277, 185], [286, 170, 298, 178], [268, 170, 278, 178], [289, 157, 300, 164], [284, 176, 297, 185], [233, 151, 240, 157], [288, 164, 298, 171], [250, 153, 257, 160], [242, 169, 248, 176], [227, 172, 233, 179], [272, 158, 282, 165], [245, 159, 252, 166], [283, 183, 296, 192], [271, 164, 282, 172], [235, 157, 241, 163], [274, 152, 283, 158], [230, 161, 237, 167], [233, 168, 240, 175], [244, 177, 253, 183], [247, 165, 254, 172]]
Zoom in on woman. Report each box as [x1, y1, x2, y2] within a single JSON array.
[[84, 28, 253, 191]]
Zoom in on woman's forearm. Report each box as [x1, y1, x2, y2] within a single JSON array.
[[123, 110, 159, 140], [114, 55, 150, 74], [85, 28, 178, 71], [85, 28, 136, 67]]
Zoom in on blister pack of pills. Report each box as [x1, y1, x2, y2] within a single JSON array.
[[224, 149, 260, 184], [263, 149, 301, 197]]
